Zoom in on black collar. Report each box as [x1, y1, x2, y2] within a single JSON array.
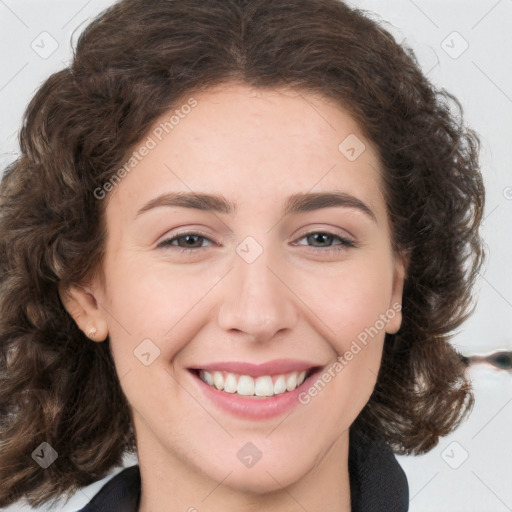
[[77, 430, 408, 512]]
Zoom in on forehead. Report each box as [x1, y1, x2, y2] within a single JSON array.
[[108, 82, 386, 220]]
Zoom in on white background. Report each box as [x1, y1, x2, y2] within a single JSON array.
[[0, 1, 511, 511]]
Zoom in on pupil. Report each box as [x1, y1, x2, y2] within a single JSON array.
[[180, 235, 201, 248], [308, 233, 331, 246]]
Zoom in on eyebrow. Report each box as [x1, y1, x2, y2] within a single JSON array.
[[136, 191, 376, 222], [283, 191, 376, 222]]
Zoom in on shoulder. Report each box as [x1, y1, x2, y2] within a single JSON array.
[[75, 465, 140, 512], [349, 429, 409, 512]]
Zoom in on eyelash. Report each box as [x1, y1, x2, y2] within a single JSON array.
[[157, 230, 357, 253]]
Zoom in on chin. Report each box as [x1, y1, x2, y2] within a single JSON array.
[[199, 449, 317, 496], [221, 468, 302, 495]]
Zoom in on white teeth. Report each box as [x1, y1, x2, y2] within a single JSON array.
[[286, 372, 298, 391], [197, 369, 310, 397], [237, 375, 255, 396], [273, 375, 287, 394], [254, 376, 274, 396], [224, 373, 238, 393], [213, 371, 224, 390], [202, 370, 213, 386]]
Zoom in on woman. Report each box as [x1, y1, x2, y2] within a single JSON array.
[[0, 0, 485, 511]]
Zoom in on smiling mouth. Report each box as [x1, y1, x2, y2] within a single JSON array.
[[189, 367, 320, 398]]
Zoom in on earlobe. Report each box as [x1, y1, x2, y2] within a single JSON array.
[[58, 282, 109, 342]]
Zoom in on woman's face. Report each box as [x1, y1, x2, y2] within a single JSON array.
[[82, 83, 405, 495]]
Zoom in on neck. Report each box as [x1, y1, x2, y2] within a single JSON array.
[[136, 430, 351, 512]]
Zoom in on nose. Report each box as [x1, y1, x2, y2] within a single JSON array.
[[217, 251, 298, 343]]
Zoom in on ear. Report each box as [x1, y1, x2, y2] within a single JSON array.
[[385, 250, 408, 335], [58, 282, 109, 342]]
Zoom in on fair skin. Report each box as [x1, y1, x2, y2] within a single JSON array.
[[61, 82, 406, 512]]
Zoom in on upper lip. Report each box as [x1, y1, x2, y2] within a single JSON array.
[[189, 359, 323, 377]]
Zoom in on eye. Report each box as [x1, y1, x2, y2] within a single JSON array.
[[157, 232, 215, 252], [156, 230, 357, 254], [293, 231, 357, 251]]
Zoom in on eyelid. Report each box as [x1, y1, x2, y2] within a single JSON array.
[[292, 230, 357, 249], [156, 228, 218, 249], [292, 225, 357, 243]]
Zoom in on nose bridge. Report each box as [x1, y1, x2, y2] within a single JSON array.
[[217, 246, 297, 340]]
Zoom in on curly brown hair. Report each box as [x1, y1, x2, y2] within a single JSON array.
[[0, 0, 485, 507]]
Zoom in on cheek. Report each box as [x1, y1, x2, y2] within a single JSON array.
[[100, 254, 225, 377], [289, 254, 395, 350], [295, 256, 393, 422]]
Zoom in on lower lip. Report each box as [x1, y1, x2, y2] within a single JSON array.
[[188, 368, 322, 420]]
